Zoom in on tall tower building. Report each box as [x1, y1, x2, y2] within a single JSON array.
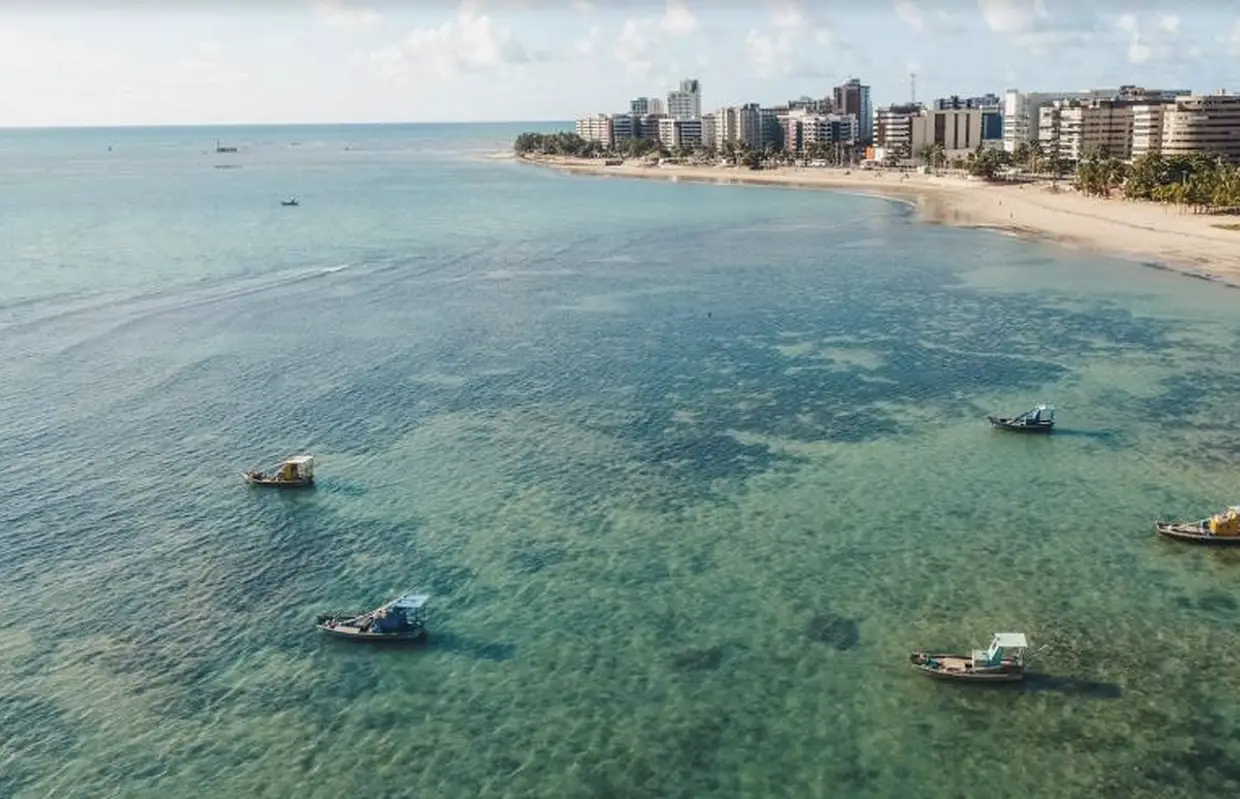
[[667, 78, 702, 120], [833, 78, 873, 144]]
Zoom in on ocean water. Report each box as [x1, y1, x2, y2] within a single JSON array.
[[2, 122, 1240, 799]]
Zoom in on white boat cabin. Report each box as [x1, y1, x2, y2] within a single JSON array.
[[384, 593, 430, 617], [278, 455, 314, 481], [1022, 404, 1054, 423], [972, 632, 1028, 667]]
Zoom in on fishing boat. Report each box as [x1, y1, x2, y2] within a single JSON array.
[[1156, 506, 1240, 545], [909, 632, 1029, 682], [987, 403, 1055, 433], [281, 198, 299, 207], [316, 593, 430, 642], [241, 454, 315, 488]]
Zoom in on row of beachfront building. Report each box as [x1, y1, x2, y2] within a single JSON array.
[[574, 77, 1240, 166]]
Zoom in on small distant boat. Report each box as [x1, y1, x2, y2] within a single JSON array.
[[215, 139, 238, 153], [909, 632, 1029, 682], [242, 454, 314, 488], [1156, 506, 1240, 545], [281, 198, 299, 207], [316, 593, 430, 642], [988, 403, 1055, 433]]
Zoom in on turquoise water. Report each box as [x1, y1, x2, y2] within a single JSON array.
[[3, 123, 1240, 798]]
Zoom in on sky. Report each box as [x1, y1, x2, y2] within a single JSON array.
[[1, 0, 1239, 127]]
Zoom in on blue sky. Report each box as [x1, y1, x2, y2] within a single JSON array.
[[2, 1, 1239, 126]]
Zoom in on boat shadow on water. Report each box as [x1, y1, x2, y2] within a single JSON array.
[[315, 631, 516, 660], [936, 673, 1123, 700], [425, 631, 517, 662], [1018, 674, 1124, 699], [1046, 427, 1124, 445]]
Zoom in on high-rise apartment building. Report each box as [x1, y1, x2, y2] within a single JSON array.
[[630, 97, 665, 116], [714, 103, 763, 147], [574, 114, 614, 148], [1160, 92, 1240, 164], [667, 79, 702, 120], [910, 107, 997, 161], [833, 78, 873, 143], [873, 103, 922, 159], [783, 109, 859, 154], [1003, 86, 1189, 153]]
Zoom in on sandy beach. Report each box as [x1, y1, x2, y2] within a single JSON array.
[[520, 155, 1240, 286]]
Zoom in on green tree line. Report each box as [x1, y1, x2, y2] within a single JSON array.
[[1076, 152, 1240, 211], [514, 130, 842, 170]]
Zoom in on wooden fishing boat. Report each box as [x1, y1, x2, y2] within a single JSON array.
[[1156, 506, 1240, 545], [242, 454, 315, 488], [281, 198, 299, 207], [909, 632, 1029, 682], [987, 403, 1054, 433], [316, 593, 430, 642]]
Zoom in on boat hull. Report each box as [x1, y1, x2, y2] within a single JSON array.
[[242, 472, 314, 488], [315, 621, 428, 643], [1155, 522, 1240, 545], [987, 416, 1054, 433], [908, 652, 1025, 682]]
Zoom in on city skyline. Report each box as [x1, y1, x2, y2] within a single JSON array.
[[2, 1, 1239, 127]]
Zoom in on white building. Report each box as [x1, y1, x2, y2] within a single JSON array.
[[667, 78, 702, 120], [700, 113, 717, 150], [1130, 104, 1166, 159], [783, 110, 859, 153], [873, 104, 922, 162], [574, 114, 613, 148], [910, 107, 994, 162], [1038, 99, 1140, 161], [713, 104, 762, 147], [1160, 92, 1240, 164], [657, 117, 703, 149], [1002, 86, 1190, 153]]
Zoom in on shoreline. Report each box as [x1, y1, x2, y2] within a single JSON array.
[[517, 155, 1240, 287]]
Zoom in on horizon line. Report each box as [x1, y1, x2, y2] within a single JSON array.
[[0, 119, 576, 132]]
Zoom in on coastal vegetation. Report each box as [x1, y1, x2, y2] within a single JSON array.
[[1075, 152, 1240, 212], [515, 130, 1240, 214]]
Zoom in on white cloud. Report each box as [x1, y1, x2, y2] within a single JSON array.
[[977, 0, 1048, 34], [768, 0, 805, 30], [745, 28, 796, 78], [371, 6, 527, 79], [613, 17, 656, 78], [895, 0, 926, 31], [612, 2, 699, 79], [571, 26, 599, 59], [0, 27, 117, 75], [1126, 36, 1151, 63], [743, 0, 833, 78], [314, 0, 379, 31], [661, 0, 698, 36], [1114, 13, 1182, 65]]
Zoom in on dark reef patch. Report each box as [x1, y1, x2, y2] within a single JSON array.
[[671, 646, 725, 671], [805, 613, 860, 650]]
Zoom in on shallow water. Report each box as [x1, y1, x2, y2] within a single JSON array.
[[2, 123, 1240, 798]]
